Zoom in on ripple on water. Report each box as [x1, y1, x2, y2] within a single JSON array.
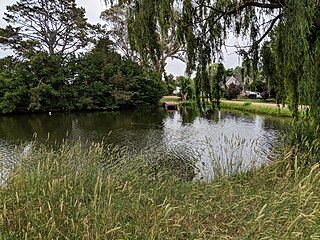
[[0, 109, 287, 181]]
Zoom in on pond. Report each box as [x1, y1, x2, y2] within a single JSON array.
[[0, 107, 288, 180]]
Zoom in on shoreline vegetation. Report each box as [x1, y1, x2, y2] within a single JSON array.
[[0, 140, 319, 238], [1, 0, 320, 237], [161, 96, 293, 117], [1, 97, 319, 238], [220, 101, 293, 117]]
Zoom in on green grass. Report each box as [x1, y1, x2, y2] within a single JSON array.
[[220, 101, 293, 117], [160, 96, 195, 107], [1, 139, 320, 239], [228, 98, 278, 104], [160, 96, 293, 117], [160, 96, 181, 103]]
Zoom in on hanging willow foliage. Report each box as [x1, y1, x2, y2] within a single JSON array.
[[105, 0, 320, 120]]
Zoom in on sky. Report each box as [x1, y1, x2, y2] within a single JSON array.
[[0, 0, 242, 76]]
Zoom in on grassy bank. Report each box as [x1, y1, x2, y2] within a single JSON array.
[[161, 97, 293, 117], [1, 141, 320, 239], [220, 101, 293, 117], [160, 96, 194, 107], [230, 98, 277, 104]]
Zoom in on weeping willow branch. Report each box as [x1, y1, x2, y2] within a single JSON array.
[[253, 13, 283, 48], [235, 13, 284, 55]]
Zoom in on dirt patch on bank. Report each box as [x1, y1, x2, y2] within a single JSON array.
[[162, 96, 180, 99]]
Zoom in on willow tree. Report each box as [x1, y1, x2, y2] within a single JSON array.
[[104, 0, 320, 120], [102, 3, 185, 84], [208, 63, 225, 110]]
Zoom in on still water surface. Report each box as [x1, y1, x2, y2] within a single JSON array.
[[0, 107, 288, 179]]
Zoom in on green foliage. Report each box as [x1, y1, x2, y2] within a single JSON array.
[[260, 42, 278, 99], [102, 2, 184, 81], [0, 57, 29, 113], [227, 66, 243, 79], [282, 119, 320, 166], [129, 75, 167, 107], [107, 0, 320, 124], [0, 1, 166, 113], [249, 80, 267, 93], [0, 38, 164, 113], [176, 76, 194, 101], [225, 83, 242, 100], [164, 74, 176, 95], [208, 63, 225, 109]]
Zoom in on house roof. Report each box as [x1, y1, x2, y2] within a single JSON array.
[[226, 76, 241, 86]]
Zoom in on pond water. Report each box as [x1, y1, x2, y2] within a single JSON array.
[[0, 107, 288, 180]]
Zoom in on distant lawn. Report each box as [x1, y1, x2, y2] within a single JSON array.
[[220, 101, 292, 117], [161, 96, 280, 105], [160, 96, 296, 118], [226, 98, 278, 104], [160, 96, 181, 103]]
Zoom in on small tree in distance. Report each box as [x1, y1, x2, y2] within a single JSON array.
[[176, 76, 193, 102], [225, 83, 242, 100]]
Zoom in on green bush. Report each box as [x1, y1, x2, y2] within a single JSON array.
[[225, 83, 242, 100]]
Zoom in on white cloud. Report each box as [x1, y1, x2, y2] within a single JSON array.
[[0, 0, 15, 26], [166, 58, 186, 77], [76, 0, 105, 24], [0, 0, 16, 57]]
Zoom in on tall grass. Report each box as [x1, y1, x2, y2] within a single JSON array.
[[199, 134, 268, 180], [0, 138, 320, 239]]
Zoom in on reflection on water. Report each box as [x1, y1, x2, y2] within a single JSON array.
[[0, 107, 288, 180]]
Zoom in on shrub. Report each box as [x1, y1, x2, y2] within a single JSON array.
[[225, 83, 242, 100]]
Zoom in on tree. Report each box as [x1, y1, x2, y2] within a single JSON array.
[[225, 83, 242, 101], [208, 63, 225, 109], [100, 6, 140, 62], [0, 37, 165, 113], [165, 74, 177, 95], [129, 74, 167, 107], [70, 38, 165, 110], [176, 76, 193, 102], [1, 0, 93, 56], [0, 57, 29, 113], [101, 3, 186, 82], [105, 0, 320, 122], [260, 41, 278, 100]]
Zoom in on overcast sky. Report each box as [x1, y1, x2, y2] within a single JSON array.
[[0, 0, 242, 76]]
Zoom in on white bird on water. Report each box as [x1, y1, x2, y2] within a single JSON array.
[[48, 111, 52, 116]]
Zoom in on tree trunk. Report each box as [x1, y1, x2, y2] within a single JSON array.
[[181, 92, 188, 102]]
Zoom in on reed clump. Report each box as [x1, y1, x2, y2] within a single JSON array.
[[0, 138, 320, 239]]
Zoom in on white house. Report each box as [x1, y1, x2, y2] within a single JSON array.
[[225, 76, 241, 87]]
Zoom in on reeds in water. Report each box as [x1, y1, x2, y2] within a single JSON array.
[[0, 137, 320, 239]]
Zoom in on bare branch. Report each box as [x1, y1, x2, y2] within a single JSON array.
[[252, 13, 283, 49]]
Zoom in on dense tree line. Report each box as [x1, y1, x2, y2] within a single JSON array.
[[0, 0, 166, 114], [0, 39, 166, 113]]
